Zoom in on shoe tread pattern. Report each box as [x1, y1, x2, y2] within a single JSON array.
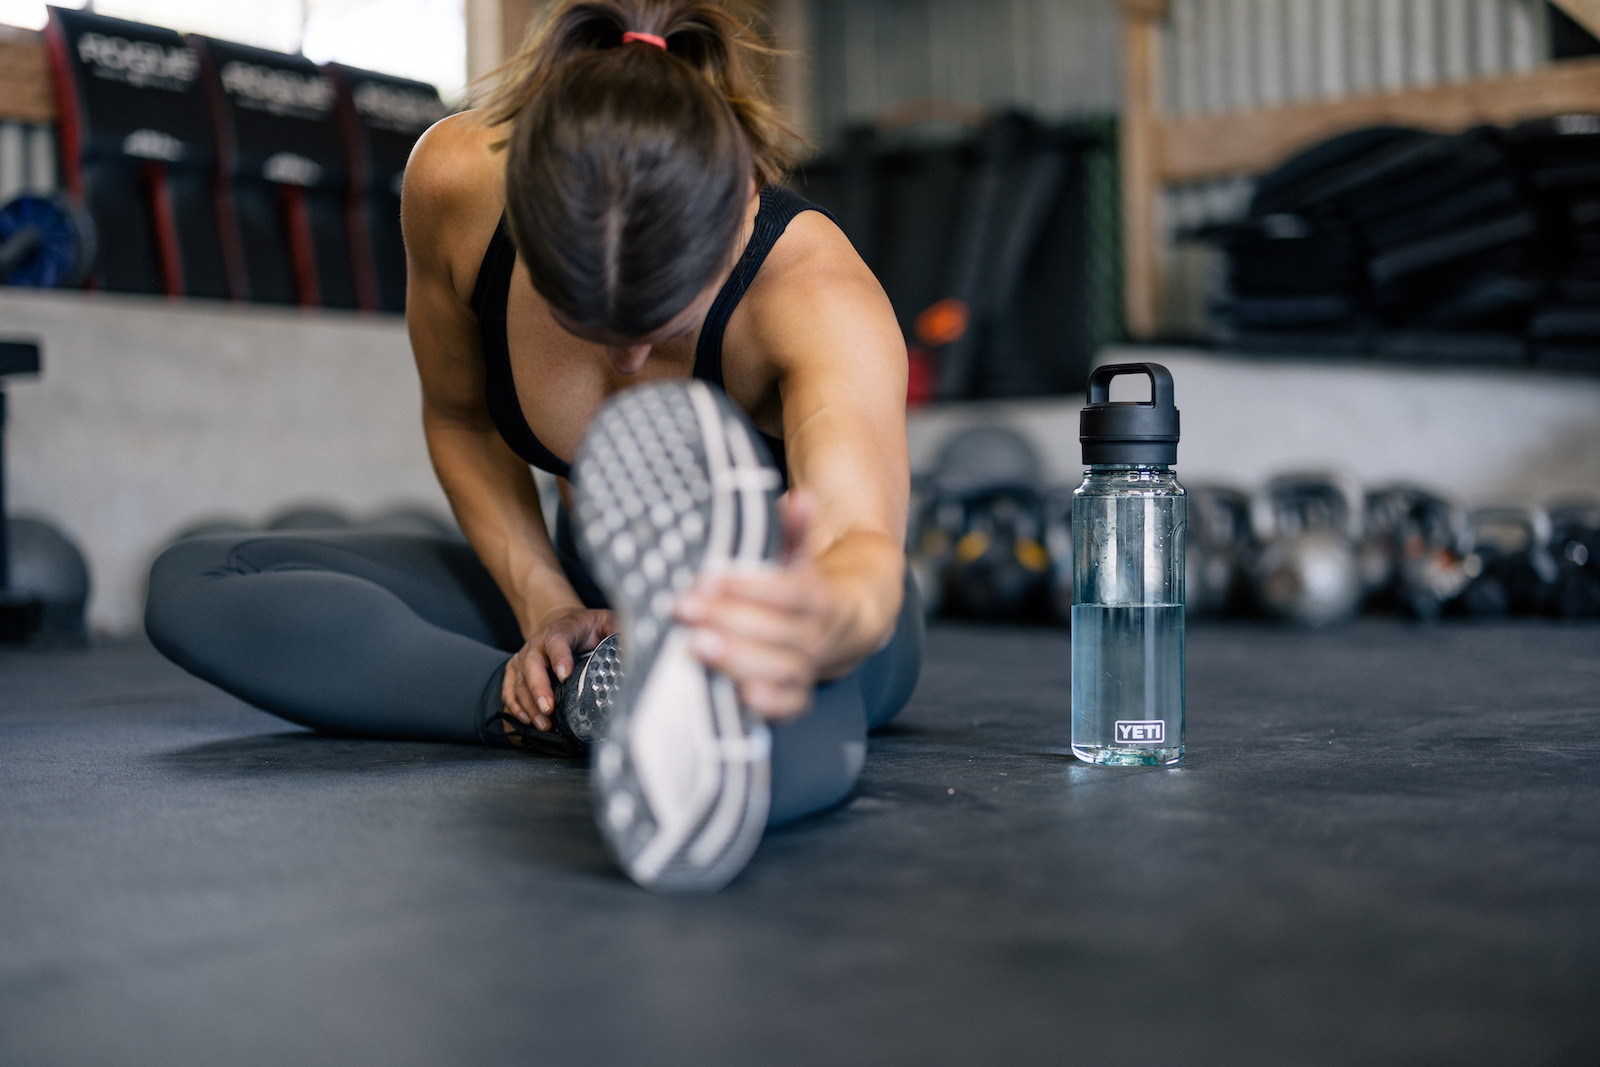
[[561, 634, 621, 746], [574, 381, 778, 892]]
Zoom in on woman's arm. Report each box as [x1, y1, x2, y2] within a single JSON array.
[[676, 210, 909, 718], [403, 117, 614, 728]]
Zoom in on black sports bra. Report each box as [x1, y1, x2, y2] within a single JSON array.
[[470, 184, 835, 485]]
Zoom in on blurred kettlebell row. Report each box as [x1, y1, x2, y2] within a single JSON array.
[[909, 426, 1600, 627]]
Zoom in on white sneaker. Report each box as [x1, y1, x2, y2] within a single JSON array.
[[573, 380, 782, 892]]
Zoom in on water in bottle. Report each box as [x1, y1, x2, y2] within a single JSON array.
[[1071, 363, 1186, 766]]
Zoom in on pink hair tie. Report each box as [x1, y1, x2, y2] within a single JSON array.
[[621, 31, 668, 50]]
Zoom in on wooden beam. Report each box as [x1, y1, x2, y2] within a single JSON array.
[[1120, 0, 1169, 19], [1159, 55, 1600, 184], [0, 29, 54, 125], [500, 0, 540, 56], [767, 0, 815, 144], [1550, 0, 1600, 42], [1121, 12, 1163, 341], [465, 0, 544, 91]]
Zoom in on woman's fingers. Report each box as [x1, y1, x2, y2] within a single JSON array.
[[682, 592, 820, 654], [673, 562, 835, 721], [509, 647, 555, 732], [500, 665, 528, 724], [543, 631, 575, 686], [689, 626, 815, 711], [499, 608, 616, 735], [682, 568, 825, 615]]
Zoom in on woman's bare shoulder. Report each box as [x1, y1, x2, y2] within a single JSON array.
[[750, 202, 894, 328], [405, 111, 502, 206], [402, 110, 506, 296], [772, 204, 858, 270]]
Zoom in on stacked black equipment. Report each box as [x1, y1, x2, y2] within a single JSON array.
[[190, 37, 357, 308], [325, 64, 448, 313], [794, 112, 1113, 401], [1206, 128, 1392, 355], [1212, 124, 1546, 365], [1510, 114, 1600, 372], [44, 8, 229, 298]]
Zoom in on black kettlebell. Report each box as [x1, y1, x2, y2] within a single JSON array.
[[1546, 500, 1600, 618], [1450, 506, 1560, 616], [4, 517, 90, 645], [941, 486, 1052, 621], [1360, 485, 1471, 621]]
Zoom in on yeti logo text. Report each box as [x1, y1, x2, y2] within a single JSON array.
[[1115, 720, 1165, 744]]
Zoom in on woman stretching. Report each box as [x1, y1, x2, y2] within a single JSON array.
[[145, 0, 920, 891]]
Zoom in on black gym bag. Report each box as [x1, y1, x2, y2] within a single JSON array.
[[45, 8, 229, 298], [1212, 124, 1548, 364], [325, 64, 448, 314], [190, 36, 358, 308], [793, 112, 1105, 401]]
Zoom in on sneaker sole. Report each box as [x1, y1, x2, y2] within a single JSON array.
[[573, 380, 782, 892], [557, 633, 621, 749]]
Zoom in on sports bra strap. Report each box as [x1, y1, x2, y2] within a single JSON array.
[[471, 217, 574, 478], [693, 185, 832, 387]]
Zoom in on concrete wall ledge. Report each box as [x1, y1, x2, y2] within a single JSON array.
[[2, 289, 448, 634], [908, 345, 1600, 505]]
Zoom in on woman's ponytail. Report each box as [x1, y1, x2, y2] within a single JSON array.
[[480, 0, 800, 186], [489, 1, 803, 337]]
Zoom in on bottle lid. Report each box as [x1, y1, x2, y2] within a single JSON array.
[[1079, 362, 1180, 465]]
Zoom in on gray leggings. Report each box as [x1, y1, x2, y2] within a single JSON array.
[[144, 522, 923, 826]]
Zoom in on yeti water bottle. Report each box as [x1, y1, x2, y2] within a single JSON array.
[[1072, 363, 1186, 766]]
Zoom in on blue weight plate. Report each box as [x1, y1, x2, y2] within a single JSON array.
[[0, 195, 95, 289]]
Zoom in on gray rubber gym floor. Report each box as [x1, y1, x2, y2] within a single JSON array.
[[3, 621, 1598, 1067]]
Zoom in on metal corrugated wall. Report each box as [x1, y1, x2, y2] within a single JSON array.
[[1165, 0, 1550, 117], [0, 122, 57, 204], [1163, 0, 1555, 236], [810, 0, 1122, 148]]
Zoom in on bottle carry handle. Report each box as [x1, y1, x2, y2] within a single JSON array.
[[1087, 363, 1175, 410]]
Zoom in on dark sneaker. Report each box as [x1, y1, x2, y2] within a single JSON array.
[[480, 634, 622, 757], [554, 632, 622, 749], [479, 708, 579, 757], [573, 380, 782, 892]]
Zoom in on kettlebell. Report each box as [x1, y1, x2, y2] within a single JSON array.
[[1547, 500, 1600, 618], [1360, 485, 1471, 620], [1185, 484, 1254, 617], [1451, 506, 1560, 616], [5, 517, 90, 645], [941, 486, 1052, 621], [1251, 472, 1364, 626]]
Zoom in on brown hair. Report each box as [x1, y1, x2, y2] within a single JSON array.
[[482, 1, 802, 337]]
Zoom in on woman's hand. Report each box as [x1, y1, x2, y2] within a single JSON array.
[[503, 606, 617, 731], [673, 491, 843, 723]]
